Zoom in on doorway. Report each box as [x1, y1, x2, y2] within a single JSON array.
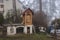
[[16, 27, 24, 33], [27, 27, 30, 33]]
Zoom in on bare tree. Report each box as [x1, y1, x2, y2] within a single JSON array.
[[33, 0, 48, 27], [6, 9, 23, 24], [33, 11, 47, 27]]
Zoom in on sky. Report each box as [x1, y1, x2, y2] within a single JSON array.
[[3, 0, 60, 21], [18, 0, 60, 25], [17, 0, 60, 24], [18, 0, 60, 17], [18, 0, 40, 12]]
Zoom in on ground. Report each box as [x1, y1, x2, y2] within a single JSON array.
[[0, 33, 54, 40]]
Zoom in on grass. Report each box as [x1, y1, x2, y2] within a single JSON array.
[[0, 33, 54, 40]]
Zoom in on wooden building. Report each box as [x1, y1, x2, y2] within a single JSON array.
[[23, 8, 34, 34]]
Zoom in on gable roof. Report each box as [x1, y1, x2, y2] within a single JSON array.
[[23, 8, 34, 16]]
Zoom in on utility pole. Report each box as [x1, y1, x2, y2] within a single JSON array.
[[40, 0, 42, 13]]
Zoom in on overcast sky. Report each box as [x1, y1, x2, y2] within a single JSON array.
[[18, 0, 40, 12], [17, 0, 60, 25], [18, 0, 60, 18]]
